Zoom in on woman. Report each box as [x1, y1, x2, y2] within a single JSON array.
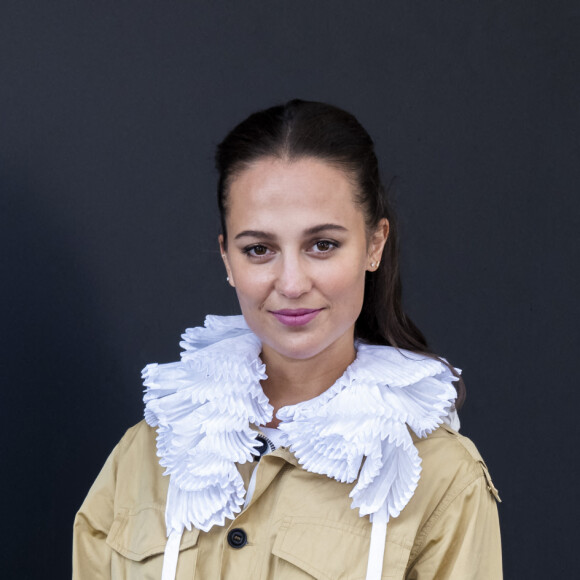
[[73, 99, 502, 579]]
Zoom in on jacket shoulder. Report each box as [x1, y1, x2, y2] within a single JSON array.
[[112, 420, 168, 510], [412, 423, 501, 503], [116, 419, 158, 456], [426, 424, 488, 462]]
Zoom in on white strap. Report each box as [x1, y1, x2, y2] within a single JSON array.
[[161, 529, 183, 580], [365, 503, 388, 580], [243, 463, 260, 509]]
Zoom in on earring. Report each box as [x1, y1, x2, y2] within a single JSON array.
[[370, 262, 375, 268], [226, 276, 230, 282]]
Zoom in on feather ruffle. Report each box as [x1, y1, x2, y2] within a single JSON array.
[[143, 315, 459, 535], [143, 316, 272, 533], [277, 344, 458, 521]]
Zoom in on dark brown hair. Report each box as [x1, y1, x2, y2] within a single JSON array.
[[216, 99, 465, 406]]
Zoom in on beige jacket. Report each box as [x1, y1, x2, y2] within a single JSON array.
[[73, 420, 501, 579]]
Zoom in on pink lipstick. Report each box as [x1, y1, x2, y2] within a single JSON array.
[[270, 308, 322, 327]]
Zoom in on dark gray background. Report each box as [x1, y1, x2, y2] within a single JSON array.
[[1, 1, 578, 577]]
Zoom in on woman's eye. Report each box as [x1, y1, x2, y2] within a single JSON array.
[[245, 245, 270, 257], [312, 240, 337, 253]]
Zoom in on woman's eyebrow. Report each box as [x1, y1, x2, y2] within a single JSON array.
[[234, 224, 347, 241], [234, 230, 275, 240], [304, 223, 348, 235]]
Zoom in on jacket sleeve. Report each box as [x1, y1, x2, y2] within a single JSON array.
[[406, 471, 502, 580], [72, 441, 120, 580]]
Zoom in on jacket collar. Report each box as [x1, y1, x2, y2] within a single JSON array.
[[143, 315, 459, 535]]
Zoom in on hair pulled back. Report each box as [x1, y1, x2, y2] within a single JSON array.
[[215, 99, 464, 406]]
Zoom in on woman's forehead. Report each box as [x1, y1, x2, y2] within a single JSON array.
[[226, 157, 363, 228]]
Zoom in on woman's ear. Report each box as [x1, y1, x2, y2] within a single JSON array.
[[218, 235, 235, 287], [367, 218, 389, 271]]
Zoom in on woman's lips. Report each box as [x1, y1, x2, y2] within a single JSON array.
[[270, 308, 322, 327]]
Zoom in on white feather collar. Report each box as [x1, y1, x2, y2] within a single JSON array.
[[143, 315, 459, 535]]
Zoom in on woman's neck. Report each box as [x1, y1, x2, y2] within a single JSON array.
[[260, 339, 356, 428]]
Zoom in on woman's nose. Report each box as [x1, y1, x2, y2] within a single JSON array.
[[274, 255, 312, 299]]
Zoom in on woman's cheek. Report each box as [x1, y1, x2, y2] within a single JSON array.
[[325, 262, 365, 296]]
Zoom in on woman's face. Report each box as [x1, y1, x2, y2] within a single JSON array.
[[220, 157, 388, 365]]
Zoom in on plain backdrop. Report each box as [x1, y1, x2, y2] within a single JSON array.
[[1, 1, 578, 578]]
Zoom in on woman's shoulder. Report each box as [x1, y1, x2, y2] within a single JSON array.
[[412, 423, 500, 503], [116, 419, 157, 452], [111, 420, 168, 504]]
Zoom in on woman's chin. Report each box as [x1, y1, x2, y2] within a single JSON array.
[[261, 340, 324, 363], [259, 329, 355, 365]]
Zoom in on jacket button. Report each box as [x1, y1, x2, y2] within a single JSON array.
[[253, 436, 269, 461], [227, 528, 247, 549]]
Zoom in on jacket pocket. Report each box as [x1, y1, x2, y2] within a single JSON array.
[[271, 516, 410, 580], [106, 504, 199, 561]]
